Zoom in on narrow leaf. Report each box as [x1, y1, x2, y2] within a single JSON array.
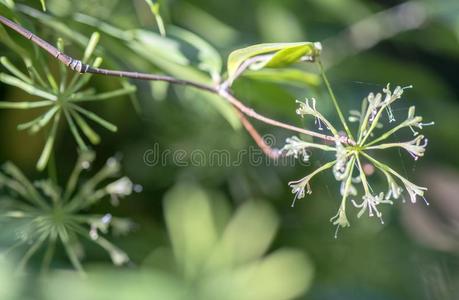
[[63, 108, 88, 151], [71, 85, 136, 102], [16, 106, 58, 133], [0, 56, 32, 84], [37, 113, 60, 171], [0, 73, 57, 100], [83, 32, 100, 63], [70, 104, 118, 132], [69, 109, 101, 145], [0, 100, 53, 109], [243, 68, 321, 87]]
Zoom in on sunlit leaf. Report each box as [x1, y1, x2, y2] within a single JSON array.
[[227, 42, 321, 82], [243, 68, 321, 87], [203, 250, 313, 300]]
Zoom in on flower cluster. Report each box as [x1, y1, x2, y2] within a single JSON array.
[[282, 84, 434, 236], [0, 151, 141, 272]]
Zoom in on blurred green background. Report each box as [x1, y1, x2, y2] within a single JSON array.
[[1, 0, 459, 299]]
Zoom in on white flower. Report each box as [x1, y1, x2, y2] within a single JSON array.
[[78, 151, 95, 170], [330, 205, 350, 238], [89, 213, 113, 240], [106, 177, 134, 197], [351, 192, 393, 223], [400, 135, 428, 160], [288, 177, 312, 207], [281, 136, 311, 162], [106, 157, 121, 173], [367, 92, 383, 123], [384, 173, 403, 201], [296, 98, 324, 130], [382, 84, 411, 106], [403, 106, 435, 136], [333, 142, 349, 180], [106, 177, 134, 206], [381, 84, 412, 123], [109, 248, 130, 266], [89, 226, 99, 240], [399, 177, 428, 205]]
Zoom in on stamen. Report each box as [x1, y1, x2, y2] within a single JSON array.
[[369, 109, 377, 122], [306, 182, 312, 195], [101, 213, 112, 224], [419, 121, 435, 128], [409, 126, 419, 136], [291, 195, 298, 208], [422, 196, 430, 206], [386, 106, 396, 123], [334, 225, 340, 239], [312, 100, 323, 130]]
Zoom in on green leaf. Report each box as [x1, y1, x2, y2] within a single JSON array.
[[24, 106, 59, 133], [82, 32, 100, 63], [169, 26, 222, 79], [179, 87, 241, 130], [163, 183, 219, 279], [69, 109, 101, 145], [37, 113, 60, 171], [203, 249, 313, 300], [243, 68, 321, 87], [265, 44, 315, 68], [0, 100, 53, 109], [70, 104, 118, 132], [227, 42, 321, 82], [0, 73, 57, 100], [0, 56, 32, 84], [205, 201, 279, 270]]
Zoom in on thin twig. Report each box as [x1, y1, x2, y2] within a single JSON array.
[[236, 110, 280, 159], [218, 89, 345, 144], [0, 15, 354, 158]]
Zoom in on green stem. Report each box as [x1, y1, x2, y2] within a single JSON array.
[[70, 103, 118, 132], [41, 234, 57, 273], [17, 234, 47, 272], [355, 154, 370, 195], [63, 108, 88, 151], [365, 122, 409, 147], [0, 100, 53, 109], [37, 112, 61, 171], [318, 61, 354, 140]]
